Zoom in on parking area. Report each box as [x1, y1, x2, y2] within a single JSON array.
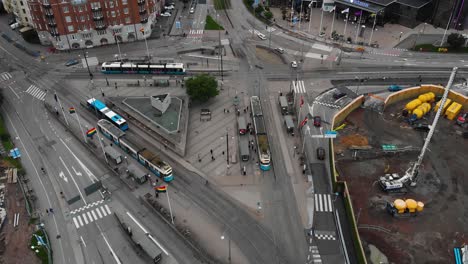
[[334, 97, 468, 263]]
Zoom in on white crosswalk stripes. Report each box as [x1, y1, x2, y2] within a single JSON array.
[[26, 85, 46, 101], [309, 245, 322, 263], [188, 29, 204, 38], [293, 80, 306, 94], [72, 204, 112, 229], [315, 194, 333, 212], [0, 72, 12, 81]]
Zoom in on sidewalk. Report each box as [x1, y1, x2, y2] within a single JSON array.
[[269, 7, 468, 50]]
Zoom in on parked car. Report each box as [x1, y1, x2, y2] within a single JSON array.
[[189, 7, 195, 13], [257, 33, 266, 40], [291, 61, 298, 68], [65, 59, 79, 67], [388, 85, 402, 92], [457, 112, 468, 125], [161, 12, 172, 17], [333, 92, 346, 100], [275, 47, 284, 53], [413, 123, 430, 132], [10, 22, 20, 30], [316, 147, 325, 160], [164, 5, 175, 10], [313, 116, 321, 127]]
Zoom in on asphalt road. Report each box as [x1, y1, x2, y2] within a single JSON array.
[[1, 2, 468, 263]]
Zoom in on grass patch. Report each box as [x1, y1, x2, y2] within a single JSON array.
[[30, 229, 51, 264], [214, 0, 231, 9], [414, 44, 468, 53], [205, 15, 224, 30]]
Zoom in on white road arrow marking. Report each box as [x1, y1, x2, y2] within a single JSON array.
[[60, 138, 98, 182], [72, 166, 82, 177], [59, 171, 68, 182]]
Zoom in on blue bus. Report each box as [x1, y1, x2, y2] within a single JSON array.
[[87, 98, 129, 131]]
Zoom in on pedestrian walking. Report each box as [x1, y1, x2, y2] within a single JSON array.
[[244, 108, 246, 113], [211, 156, 215, 161], [49, 208, 54, 214], [222, 151, 225, 155], [210, 149, 213, 154], [224, 108, 226, 113], [46, 209, 49, 215]]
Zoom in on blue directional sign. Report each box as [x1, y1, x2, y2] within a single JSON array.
[[324, 130, 338, 138], [175, 21, 181, 29]]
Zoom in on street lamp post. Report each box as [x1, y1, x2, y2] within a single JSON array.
[[355, 76, 361, 94], [220, 231, 231, 264]]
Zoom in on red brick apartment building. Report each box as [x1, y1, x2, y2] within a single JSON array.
[[28, 0, 164, 50]]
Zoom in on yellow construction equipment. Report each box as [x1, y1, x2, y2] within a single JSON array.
[[446, 102, 462, 120]]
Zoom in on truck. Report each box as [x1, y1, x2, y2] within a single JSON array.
[[115, 212, 163, 263]]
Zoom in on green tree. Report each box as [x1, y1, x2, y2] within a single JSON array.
[[264, 11, 273, 20], [186, 74, 219, 102], [447, 33, 465, 49], [255, 5, 264, 14], [246, 0, 254, 7]]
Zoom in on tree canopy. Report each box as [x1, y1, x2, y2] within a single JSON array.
[[185, 74, 219, 102]]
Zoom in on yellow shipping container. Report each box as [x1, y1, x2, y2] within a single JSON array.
[[445, 102, 462, 120], [434, 98, 452, 112]]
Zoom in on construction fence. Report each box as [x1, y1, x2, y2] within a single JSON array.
[[329, 95, 367, 264]]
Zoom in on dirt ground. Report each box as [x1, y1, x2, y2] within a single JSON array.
[[255, 47, 284, 65], [335, 106, 468, 264], [0, 181, 38, 264]]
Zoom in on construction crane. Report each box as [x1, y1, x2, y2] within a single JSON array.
[[380, 67, 458, 191]]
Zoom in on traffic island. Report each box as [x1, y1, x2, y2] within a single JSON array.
[[106, 94, 189, 156]]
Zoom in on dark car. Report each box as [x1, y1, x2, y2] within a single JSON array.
[[313, 116, 321, 127], [413, 124, 430, 132], [65, 59, 79, 67], [316, 147, 326, 160], [333, 92, 346, 100]]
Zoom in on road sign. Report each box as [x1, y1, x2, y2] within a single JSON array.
[[325, 130, 337, 135], [324, 130, 338, 138], [175, 21, 181, 29]]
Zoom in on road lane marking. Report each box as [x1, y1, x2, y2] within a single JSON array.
[[73, 217, 80, 228], [91, 210, 98, 221], [96, 208, 103, 218], [82, 213, 89, 224], [72, 166, 83, 177], [99, 206, 107, 216], [126, 212, 170, 255], [60, 138, 99, 182], [87, 212, 94, 222], [7, 85, 20, 99], [59, 156, 87, 204], [80, 236, 87, 247], [77, 215, 83, 227], [102, 233, 122, 264], [58, 171, 68, 182], [105, 204, 111, 215]]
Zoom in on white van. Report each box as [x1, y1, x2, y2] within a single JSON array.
[[257, 33, 266, 40], [10, 23, 20, 30]]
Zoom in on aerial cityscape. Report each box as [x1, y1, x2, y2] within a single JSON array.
[[0, 0, 467, 263]]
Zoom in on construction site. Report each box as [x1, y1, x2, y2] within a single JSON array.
[[333, 71, 468, 264]]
